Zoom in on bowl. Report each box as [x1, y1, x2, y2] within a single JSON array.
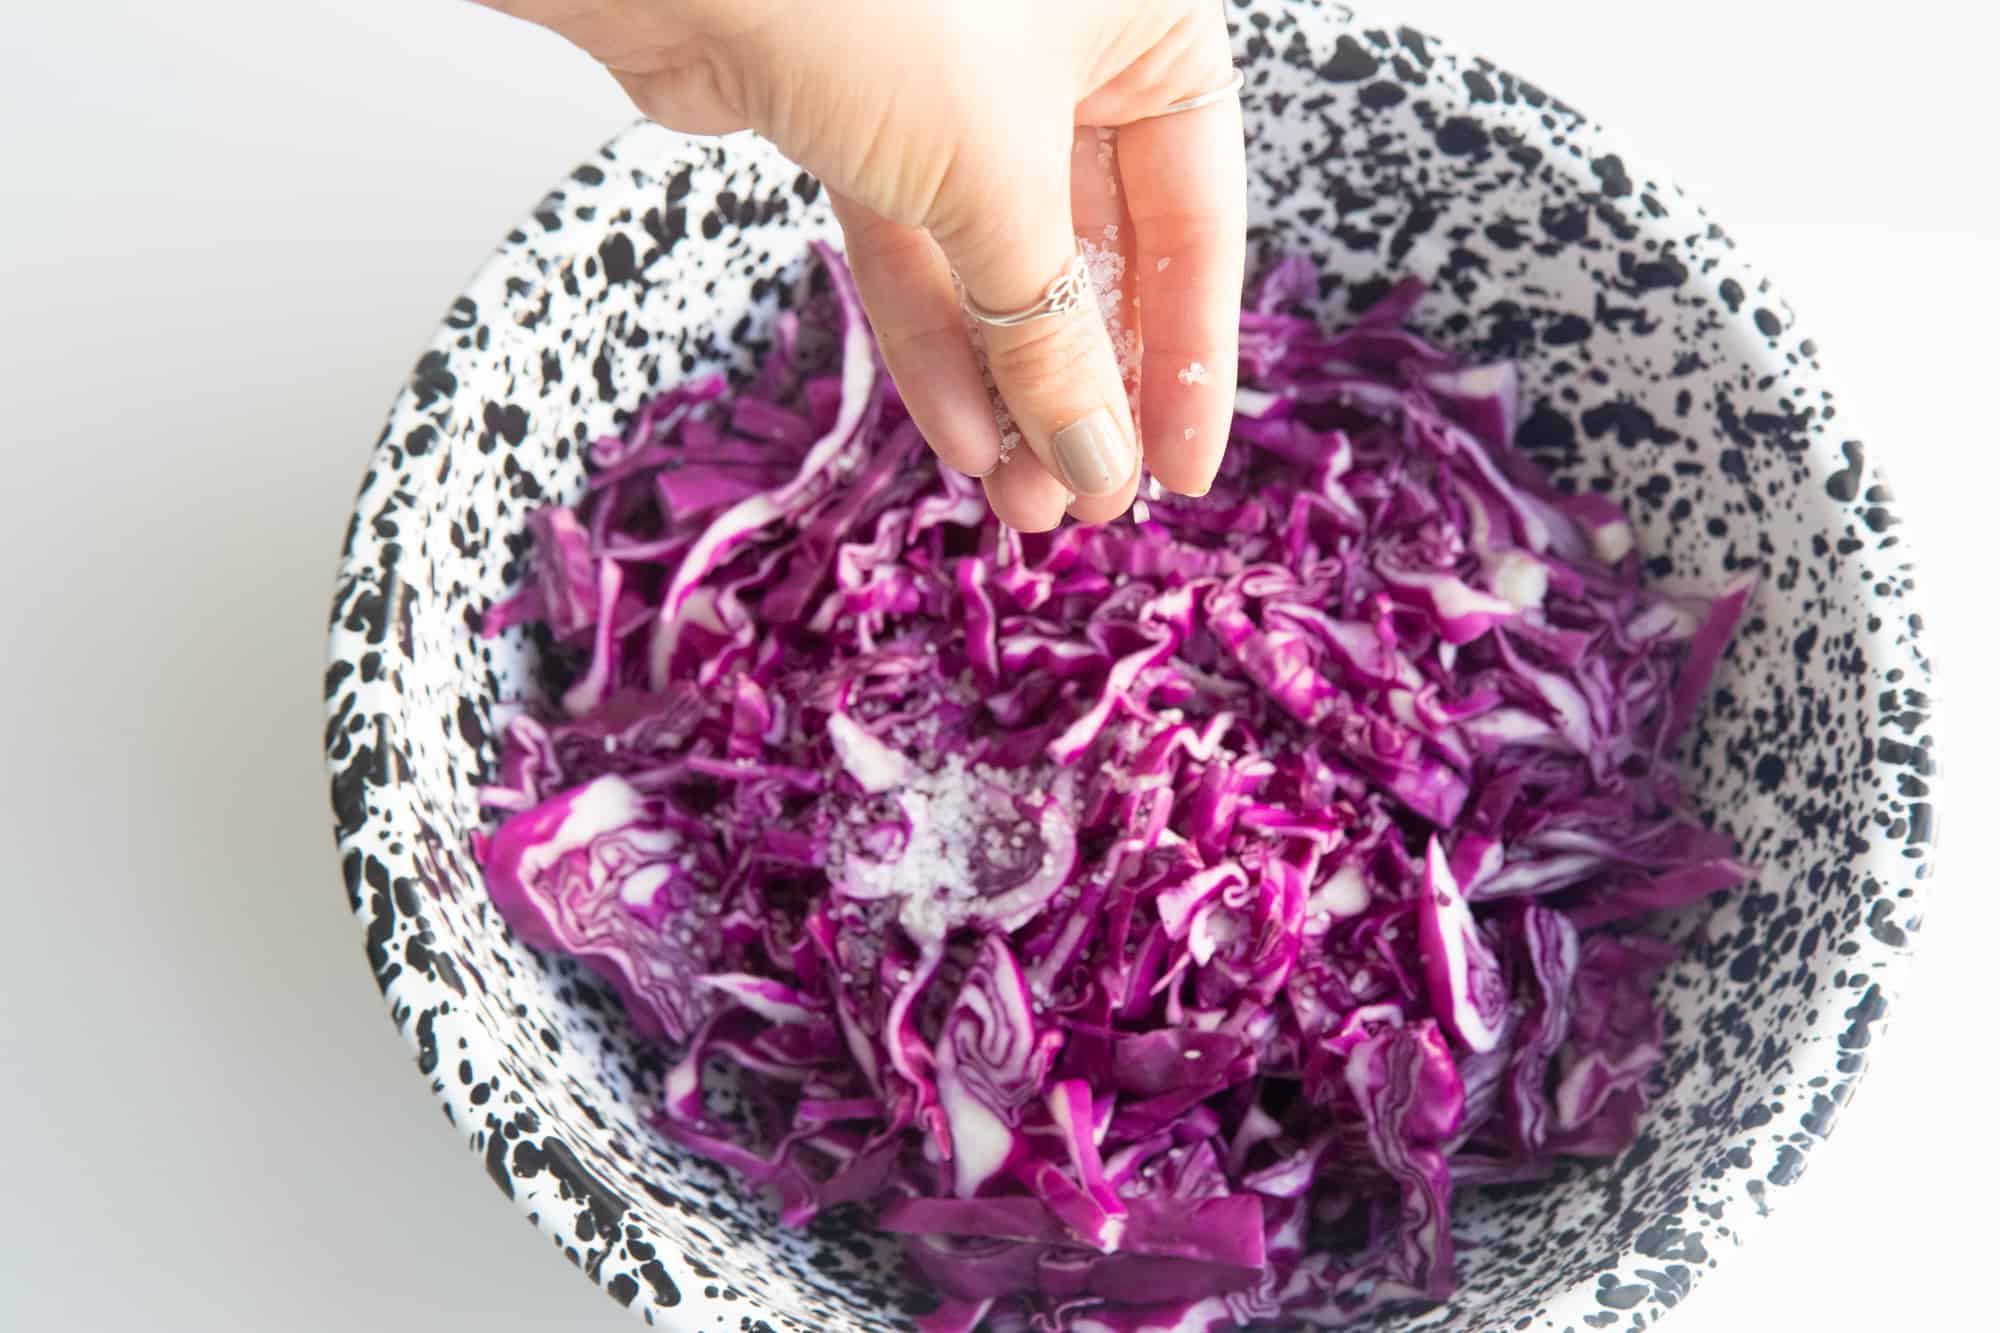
[[325, 3, 1931, 1328]]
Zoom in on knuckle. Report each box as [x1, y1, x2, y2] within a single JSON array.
[[1133, 208, 1237, 252], [846, 220, 935, 275], [984, 315, 1101, 393], [876, 317, 964, 362]]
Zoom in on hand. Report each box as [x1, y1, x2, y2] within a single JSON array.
[[477, 0, 1245, 530]]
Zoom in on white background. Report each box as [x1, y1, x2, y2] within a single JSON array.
[[3, 2, 1993, 1329]]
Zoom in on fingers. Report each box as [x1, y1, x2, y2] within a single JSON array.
[[829, 192, 1002, 478], [1063, 125, 1144, 527], [1117, 46, 1247, 496], [982, 447, 1071, 533], [931, 145, 1141, 511]]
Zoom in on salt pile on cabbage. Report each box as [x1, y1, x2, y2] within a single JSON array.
[[476, 246, 1755, 1333]]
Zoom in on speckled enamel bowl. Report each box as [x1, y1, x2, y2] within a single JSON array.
[[325, 3, 1931, 1329]]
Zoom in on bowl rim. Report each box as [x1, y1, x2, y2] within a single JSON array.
[[326, 6, 1934, 1329]]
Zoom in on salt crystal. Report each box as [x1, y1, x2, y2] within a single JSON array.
[[1183, 427, 1197, 442], [1076, 234, 1140, 385], [1177, 361, 1210, 387], [967, 310, 1024, 463], [1157, 257, 1172, 272]]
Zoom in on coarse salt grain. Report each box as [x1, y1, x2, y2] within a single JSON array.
[[965, 306, 1024, 463], [834, 748, 1062, 947], [1157, 257, 1172, 272], [1077, 232, 1141, 389], [1183, 427, 1197, 441]]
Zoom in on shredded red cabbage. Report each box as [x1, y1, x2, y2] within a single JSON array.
[[475, 244, 1754, 1332]]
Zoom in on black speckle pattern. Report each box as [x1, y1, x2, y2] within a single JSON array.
[[325, 5, 1931, 1330]]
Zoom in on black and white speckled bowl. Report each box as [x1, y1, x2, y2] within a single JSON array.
[[325, 4, 1932, 1329]]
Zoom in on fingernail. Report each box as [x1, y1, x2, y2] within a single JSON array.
[[1051, 409, 1133, 496]]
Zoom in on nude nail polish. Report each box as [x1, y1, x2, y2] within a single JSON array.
[[1051, 409, 1132, 495]]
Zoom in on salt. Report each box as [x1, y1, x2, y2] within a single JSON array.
[[1077, 231, 1139, 388], [964, 304, 1024, 464], [1177, 361, 1210, 387], [838, 754, 1029, 946]]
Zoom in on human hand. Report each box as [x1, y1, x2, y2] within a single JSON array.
[[476, 0, 1245, 530]]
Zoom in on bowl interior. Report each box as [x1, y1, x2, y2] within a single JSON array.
[[327, 5, 1930, 1330]]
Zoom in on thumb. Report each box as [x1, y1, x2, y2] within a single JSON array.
[[931, 156, 1140, 526]]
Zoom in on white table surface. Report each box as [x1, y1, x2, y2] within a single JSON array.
[[4, 2, 1992, 1329]]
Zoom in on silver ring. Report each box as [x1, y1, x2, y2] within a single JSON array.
[[963, 253, 1092, 328], [1150, 67, 1245, 119]]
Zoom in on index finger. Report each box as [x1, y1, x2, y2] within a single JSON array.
[[1117, 65, 1247, 498]]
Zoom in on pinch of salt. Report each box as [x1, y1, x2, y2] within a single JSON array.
[[1177, 361, 1210, 387]]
